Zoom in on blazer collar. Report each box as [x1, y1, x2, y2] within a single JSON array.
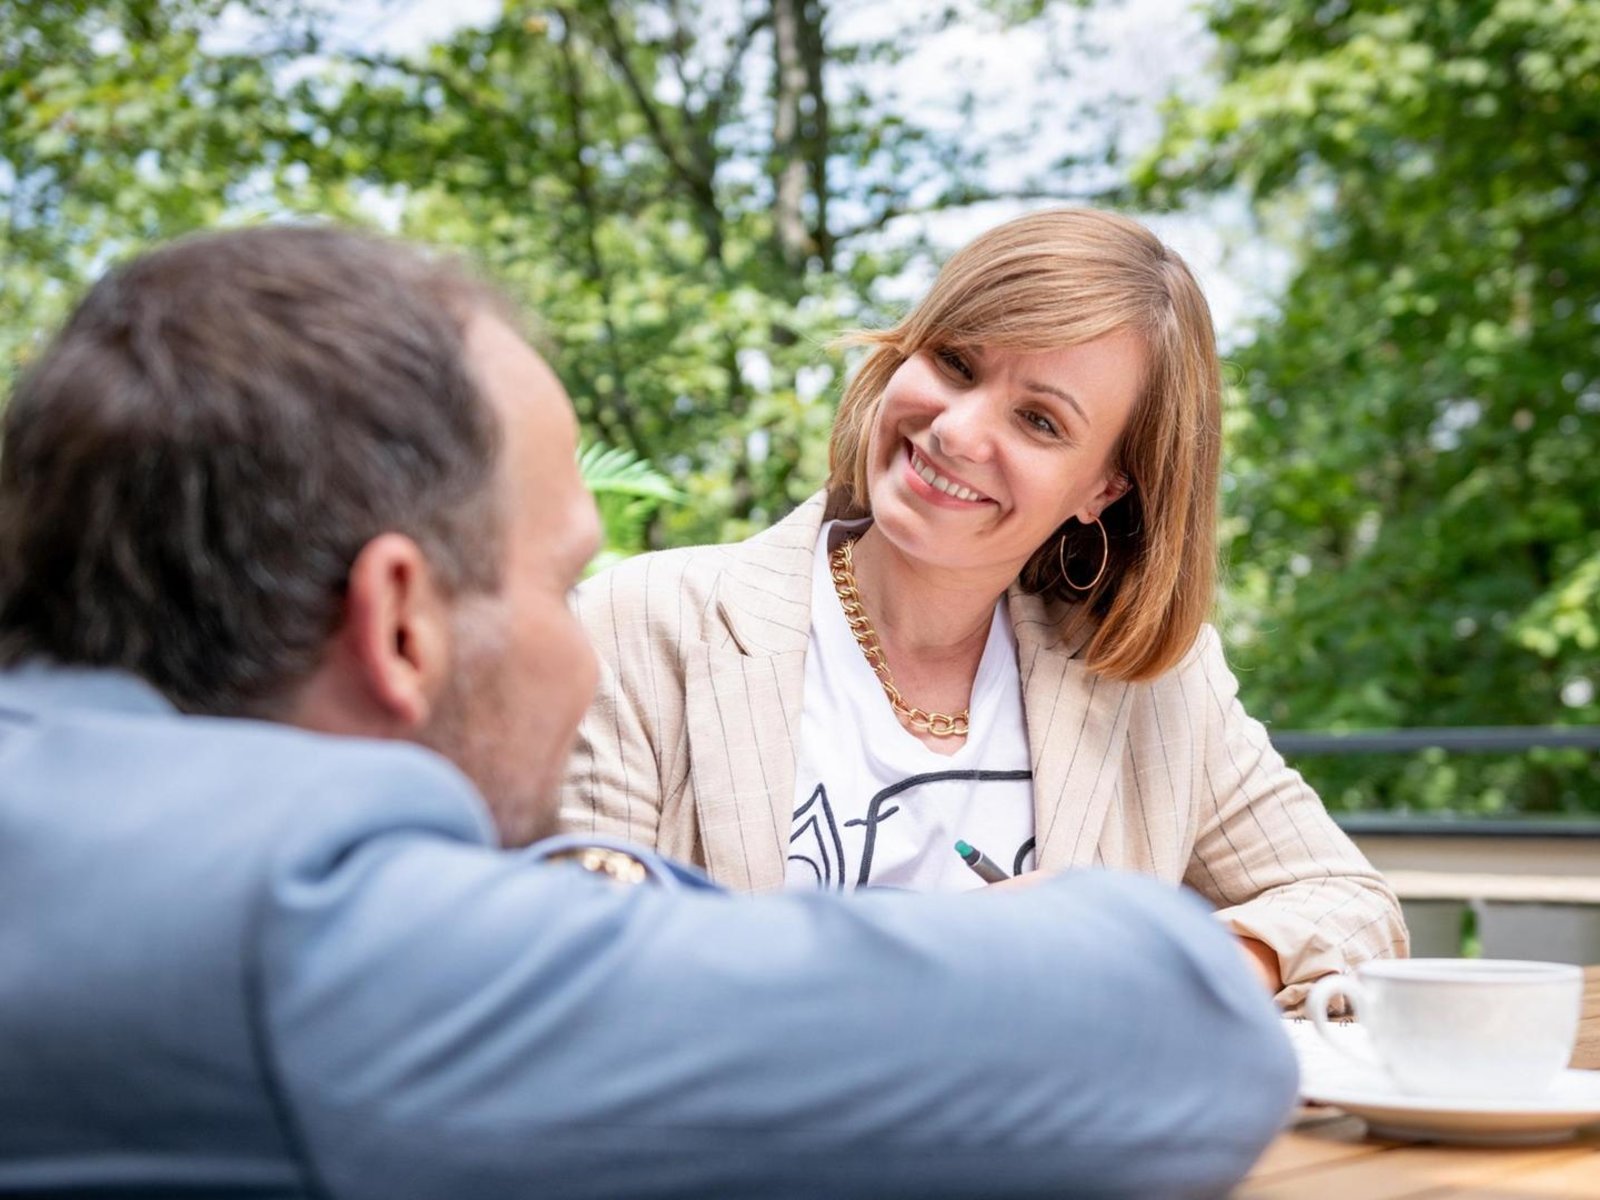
[[0, 663, 175, 719], [712, 492, 828, 657], [1005, 585, 1092, 662]]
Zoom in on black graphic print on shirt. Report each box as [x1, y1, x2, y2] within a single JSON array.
[[788, 769, 1034, 890]]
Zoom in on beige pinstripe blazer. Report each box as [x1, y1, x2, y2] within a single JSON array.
[[562, 493, 1408, 1005]]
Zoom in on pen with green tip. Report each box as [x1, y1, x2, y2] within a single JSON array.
[[954, 839, 1009, 884]]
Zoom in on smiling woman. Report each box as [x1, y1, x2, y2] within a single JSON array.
[[560, 208, 1408, 1008]]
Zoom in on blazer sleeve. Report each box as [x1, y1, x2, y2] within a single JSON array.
[[253, 758, 1298, 1200], [1182, 626, 1410, 1008], [560, 563, 679, 851]]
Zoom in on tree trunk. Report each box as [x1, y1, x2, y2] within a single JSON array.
[[798, 0, 832, 270], [772, 0, 811, 270]]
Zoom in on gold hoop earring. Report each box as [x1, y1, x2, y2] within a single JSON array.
[[1058, 517, 1109, 592]]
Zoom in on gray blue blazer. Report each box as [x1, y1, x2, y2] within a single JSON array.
[[0, 664, 1296, 1199]]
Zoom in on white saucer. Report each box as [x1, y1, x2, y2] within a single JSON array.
[[1307, 1070, 1600, 1145]]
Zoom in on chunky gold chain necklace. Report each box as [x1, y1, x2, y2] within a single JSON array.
[[828, 535, 970, 738]]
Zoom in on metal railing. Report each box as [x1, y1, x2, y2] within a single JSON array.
[[1268, 724, 1600, 836], [1271, 726, 1600, 756], [1266, 726, 1600, 957]]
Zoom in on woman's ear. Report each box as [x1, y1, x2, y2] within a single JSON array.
[[1078, 471, 1132, 524], [337, 533, 454, 732]]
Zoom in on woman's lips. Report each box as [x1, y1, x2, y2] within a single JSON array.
[[901, 440, 992, 507]]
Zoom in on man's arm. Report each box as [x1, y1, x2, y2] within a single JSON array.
[[254, 756, 1296, 1200]]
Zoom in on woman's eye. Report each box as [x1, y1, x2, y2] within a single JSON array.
[[934, 347, 973, 381], [1022, 410, 1060, 437]]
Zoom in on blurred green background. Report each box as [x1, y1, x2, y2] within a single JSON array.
[[4, 0, 1597, 814]]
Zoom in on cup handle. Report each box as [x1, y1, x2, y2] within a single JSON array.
[[1306, 974, 1384, 1069]]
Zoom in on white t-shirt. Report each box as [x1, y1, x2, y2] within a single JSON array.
[[786, 520, 1036, 893]]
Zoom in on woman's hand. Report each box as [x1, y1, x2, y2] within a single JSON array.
[[1237, 935, 1283, 993]]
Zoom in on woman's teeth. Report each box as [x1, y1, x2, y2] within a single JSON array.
[[911, 447, 986, 502]]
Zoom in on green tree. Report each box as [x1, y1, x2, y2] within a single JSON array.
[[1136, 0, 1600, 813], [0, 1, 358, 369]]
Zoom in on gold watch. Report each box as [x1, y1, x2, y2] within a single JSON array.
[[543, 845, 652, 886]]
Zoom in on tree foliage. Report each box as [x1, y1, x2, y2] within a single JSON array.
[[578, 440, 683, 574], [1135, 0, 1600, 813], [4, 0, 1098, 547], [2, 2, 311, 361]]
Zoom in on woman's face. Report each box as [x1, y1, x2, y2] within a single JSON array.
[[863, 331, 1144, 580]]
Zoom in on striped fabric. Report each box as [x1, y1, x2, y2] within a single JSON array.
[[561, 493, 1408, 1006]]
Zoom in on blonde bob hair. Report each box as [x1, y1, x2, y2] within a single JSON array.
[[825, 208, 1222, 683]]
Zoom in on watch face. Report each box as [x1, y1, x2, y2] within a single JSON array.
[[545, 845, 652, 886]]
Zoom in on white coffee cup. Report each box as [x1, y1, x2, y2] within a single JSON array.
[[1307, 959, 1583, 1099]]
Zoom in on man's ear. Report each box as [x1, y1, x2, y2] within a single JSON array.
[[337, 533, 454, 732], [1078, 471, 1132, 524]]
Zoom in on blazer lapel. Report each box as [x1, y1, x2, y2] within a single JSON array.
[[683, 647, 807, 892], [683, 495, 824, 893], [1009, 590, 1134, 872]]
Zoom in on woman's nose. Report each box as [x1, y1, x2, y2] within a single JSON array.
[[929, 392, 997, 464]]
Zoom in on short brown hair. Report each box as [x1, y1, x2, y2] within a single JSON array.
[[0, 224, 506, 715], [826, 209, 1222, 682]]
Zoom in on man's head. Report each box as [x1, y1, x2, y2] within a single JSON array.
[[0, 225, 600, 844]]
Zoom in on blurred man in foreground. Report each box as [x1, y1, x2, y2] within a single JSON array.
[[0, 225, 1296, 1199]]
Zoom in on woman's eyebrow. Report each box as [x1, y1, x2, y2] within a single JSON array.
[[1023, 380, 1089, 427]]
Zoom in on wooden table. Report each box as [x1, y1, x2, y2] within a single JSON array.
[[1239, 966, 1600, 1198]]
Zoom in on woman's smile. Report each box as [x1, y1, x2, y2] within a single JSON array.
[[903, 440, 993, 507]]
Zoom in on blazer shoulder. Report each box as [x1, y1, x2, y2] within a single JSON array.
[[574, 542, 739, 646], [7, 701, 496, 887], [1178, 622, 1227, 672], [574, 495, 825, 659], [1141, 622, 1246, 729], [1119, 622, 1228, 708], [580, 541, 734, 604], [186, 717, 493, 835]]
